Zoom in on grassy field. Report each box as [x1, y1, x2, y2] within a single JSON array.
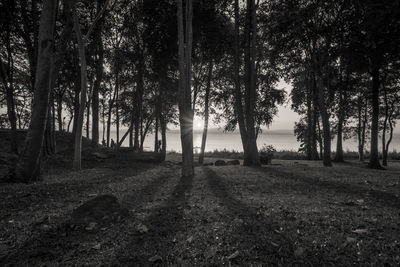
[[0, 151, 399, 266]]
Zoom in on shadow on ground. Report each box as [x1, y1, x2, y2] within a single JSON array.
[[116, 173, 194, 266]]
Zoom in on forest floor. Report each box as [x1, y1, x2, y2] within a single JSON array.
[[1, 149, 400, 266]]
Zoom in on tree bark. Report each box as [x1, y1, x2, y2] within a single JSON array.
[[233, 0, 248, 161], [115, 72, 120, 152], [311, 73, 319, 160], [91, 0, 105, 147], [14, 0, 57, 182], [72, 69, 80, 140], [86, 84, 91, 139], [315, 67, 332, 167], [383, 113, 394, 166], [154, 97, 159, 152], [368, 68, 382, 169], [198, 60, 213, 164], [382, 89, 389, 166], [160, 112, 167, 161], [134, 51, 144, 150], [177, 0, 194, 177], [72, 6, 88, 171], [334, 90, 344, 162], [106, 86, 117, 147], [0, 0, 19, 154], [306, 80, 313, 160], [243, 0, 260, 166], [357, 95, 366, 162]]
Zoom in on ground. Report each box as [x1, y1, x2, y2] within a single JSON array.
[[0, 151, 400, 266]]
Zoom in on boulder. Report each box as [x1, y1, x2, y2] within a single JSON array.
[[71, 194, 128, 228], [226, 160, 240, 165], [214, 160, 227, 166], [202, 162, 214, 166]]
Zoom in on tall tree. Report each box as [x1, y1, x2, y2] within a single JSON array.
[[14, 0, 57, 182], [177, 0, 194, 177], [71, 0, 109, 170]]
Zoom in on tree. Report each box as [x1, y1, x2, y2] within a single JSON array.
[[14, 0, 57, 182], [177, 0, 194, 177], [0, 0, 19, 154], [71, 0, 109, 171]]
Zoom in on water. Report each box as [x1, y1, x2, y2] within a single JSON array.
[[101, 129, 400, 153]]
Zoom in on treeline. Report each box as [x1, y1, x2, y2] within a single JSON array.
[[0, 0, 399, 181]]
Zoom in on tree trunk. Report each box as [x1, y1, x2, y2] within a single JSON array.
[[14, 0, 57, 182], [91, 0, 105, 147], [368, 68, 382, 169], [306, 80, 313, 160], [177, 0, 194, 177], [129, 112, 134, 147], [315, 69, 332, 167], [233, 0, 248, 161], [5, 83, 19, 154], [86, 85, 91, 139], [72, 71, 80, 140], [67, 114, 73, 133], [115, 73, 120, 152], [160, 112, 167, 161], [311, 74, 319, 160], [134, 51, 144, 151], [106, 87, 117, 147], [72, 7, 88, 171], [243, 0, 260, 166], [0, 1, 19, 154], [384, 113, 394, 166], [154, 98, 159, 152], [57, 93, 63, 131], [382, 90, 388, 166], [334, 90, 344, 162], [198, 60, 213, 164], [102, 99, 106, 144]]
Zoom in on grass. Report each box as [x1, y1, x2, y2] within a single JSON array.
[[0, 151, 399, 266], [171, 148, 400, 161]]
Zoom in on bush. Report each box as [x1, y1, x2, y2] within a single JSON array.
[[259, 144, 276, 164]]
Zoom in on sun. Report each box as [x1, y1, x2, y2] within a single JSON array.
[[193, 117, 203, 129], [196, 121, 203, 129]]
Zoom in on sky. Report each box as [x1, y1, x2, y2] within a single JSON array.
[[193, 79, 299, 131]]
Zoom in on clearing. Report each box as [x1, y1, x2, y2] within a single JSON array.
[[1, 153, 399, 266]]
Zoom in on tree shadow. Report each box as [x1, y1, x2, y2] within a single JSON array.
[[203, 167, 299, 265], [260, 167, 400, 209], [0, 169, 175, 266], [116, 174, 194, 266]]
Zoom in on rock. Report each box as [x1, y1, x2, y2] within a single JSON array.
[[227, 250, 240, 260], [294, 247, 305, 257], [202, 162, 214, 166], [136, 223, 149, 233], [226, 160, 240, 165], [352, 228, 368, 234], [92, 243, 101, 250], [214, 160, 226, 166], [148, 255, 162, 263], [71, 195, 128, 227], [91, 152, 112, 159]]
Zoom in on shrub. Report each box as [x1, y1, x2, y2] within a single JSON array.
[[259, 144, 276, 164]]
